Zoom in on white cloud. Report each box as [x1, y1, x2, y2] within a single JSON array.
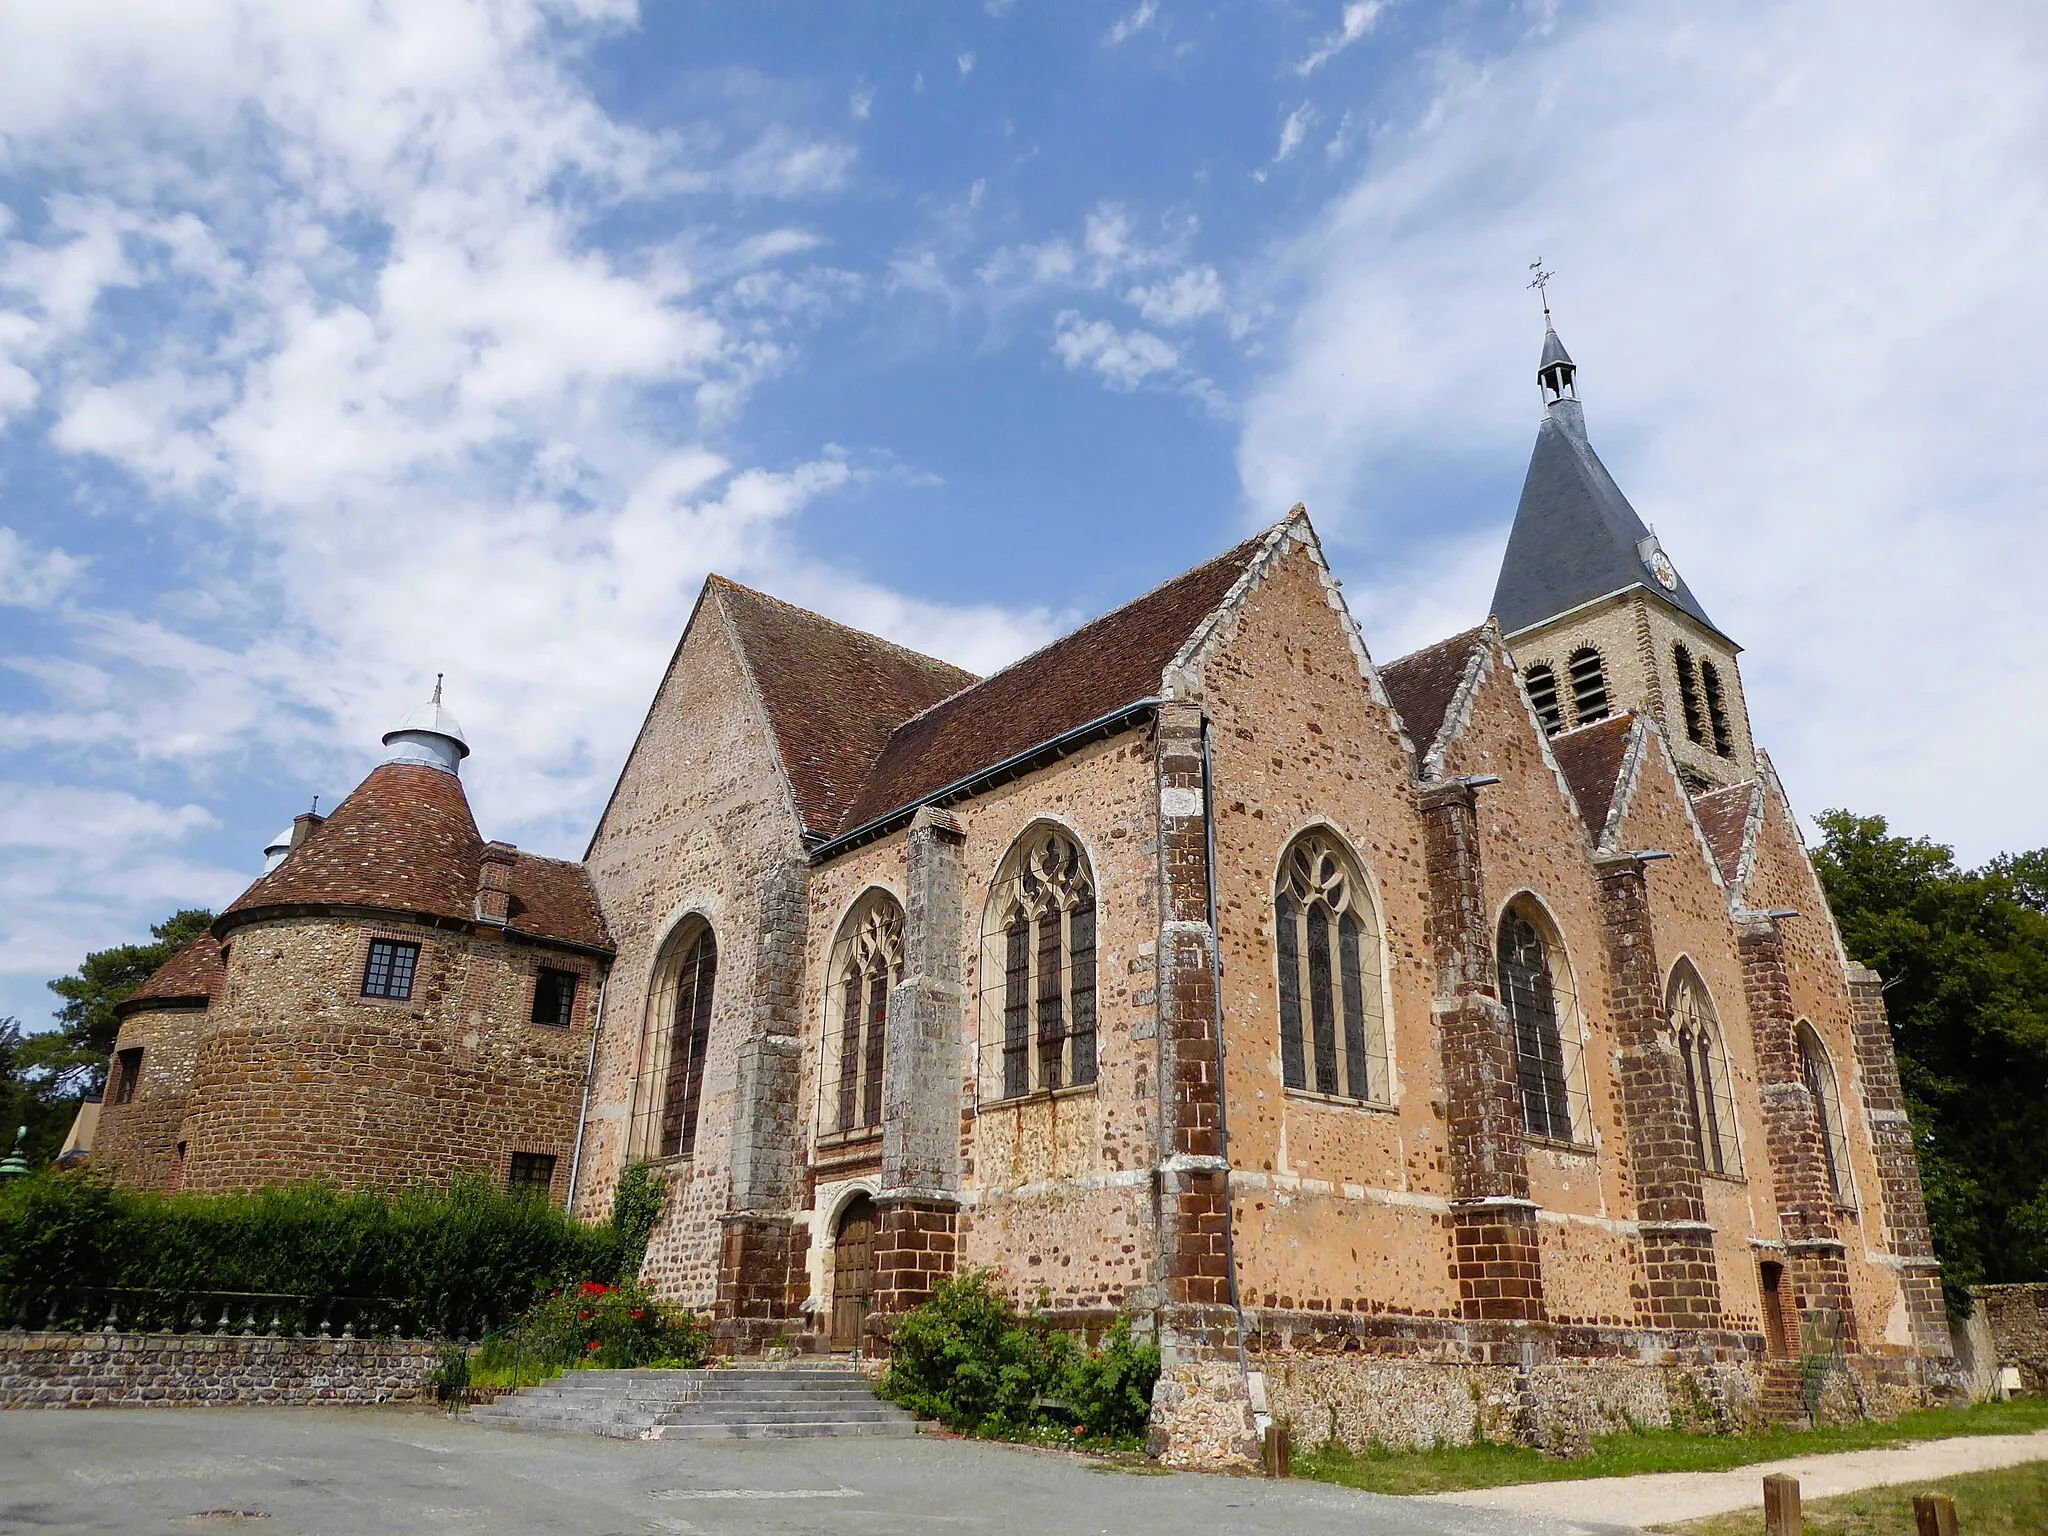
[[0, 0, 1052, 1006], [850, 88, 874, 120], [1053, 311, 1178, 389], [1240, 0, 2048, 862], [1105, 2, 1158, 46], [958, 51, 977, 75], [1275, 104, 1312, 162], [0, 529, 87, 608], [1128, 267, 1224, 326], [1298, 2, 1389, 76]]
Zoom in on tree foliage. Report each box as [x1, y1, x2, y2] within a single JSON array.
[[27, 908, 215, 1096], [0, 1020, 81, 1168], [1811, 811, 2048, 1304]]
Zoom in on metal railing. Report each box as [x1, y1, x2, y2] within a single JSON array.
[[3, 1285, 484, 1341]]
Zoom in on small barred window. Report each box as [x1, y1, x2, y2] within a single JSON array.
[[531, 967, 579, 1027], [981, 826, 1097, 1101], [1275, 831, 1389, 1103], [1524, 665, 1564, 735], [508, 1151, 556, 1201], [1673, 644, 1706, 745], [1568, 647, 1609, 725], [362, 939, 420, 1001]]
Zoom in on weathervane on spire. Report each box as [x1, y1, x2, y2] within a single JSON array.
[[1527, 260, 1556, 324], [431, 672, 444, 708]]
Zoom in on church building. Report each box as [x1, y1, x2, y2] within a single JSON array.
[[97, 325, 1956, 1461]]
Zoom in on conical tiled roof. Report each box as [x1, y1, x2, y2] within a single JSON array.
[[219, 762, 609, 951], [117, 933, 223, 1018]]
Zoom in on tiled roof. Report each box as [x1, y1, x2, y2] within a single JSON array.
[[118, 933, 222, 1017], [1550, 714, 1637, 842], [1380, 628, 1485, 761], [1694, 782, 1759, 888], [832, 533, 1271, 835], [221, 762, 611, 952], [712, 578, 979, 838]]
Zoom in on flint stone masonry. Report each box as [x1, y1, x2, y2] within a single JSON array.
[[0, 1332, 438, 1409], [1977, 1284, 2048, 1396]]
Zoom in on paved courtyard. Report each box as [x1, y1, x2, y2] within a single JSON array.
[[0, 1408, 1623, 1536]]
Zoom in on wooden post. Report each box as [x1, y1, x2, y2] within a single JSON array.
[[1262, 1420, 1290, 1478], [1763, 1473, 1801, 1536], [1913, 1492, 1959, 1536]]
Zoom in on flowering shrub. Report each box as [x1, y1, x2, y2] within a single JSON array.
[[471, 1278, 708, 1386], [879, 1271, 1159, 1445]]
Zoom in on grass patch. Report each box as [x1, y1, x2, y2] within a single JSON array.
[[1292, 1399, 2048, 1497], [1651, 1458, 2048, 1534]]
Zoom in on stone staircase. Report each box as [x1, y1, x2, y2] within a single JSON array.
[[466, 1361, 920, 1441]]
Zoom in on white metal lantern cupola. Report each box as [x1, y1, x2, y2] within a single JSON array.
[[381, 674, 471, 776]]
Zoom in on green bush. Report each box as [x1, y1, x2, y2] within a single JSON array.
[[879, 1271, 1160, 1445], [608, 1164, 663, 1282], [471, 1279, 707, 1388], [0, 1171, 625, 1335]]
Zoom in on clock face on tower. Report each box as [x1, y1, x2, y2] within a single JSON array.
[[1648, 548, 1678, 591]]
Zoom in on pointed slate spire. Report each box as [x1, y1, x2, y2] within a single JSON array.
[[1489, 322, 1726, 641]]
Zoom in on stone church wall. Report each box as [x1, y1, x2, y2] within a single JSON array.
[[91, 1004, 206, 1191], [576, 602, 809, 1307], [175, 915, 595, 1199]]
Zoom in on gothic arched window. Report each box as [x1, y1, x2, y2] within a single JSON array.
[[1524, 665, 1564, 735], [981, 826, 1098, 1101], [1797, 1022, 1854, 1207], [1275, 830, 1389, 1103], [1673, 644, 1706, 746], [826, 891, 903, 1136], [1669, 962, 1740, 1176], [1569, 648, 1609, 725], [1701, 660, 1734, 758], [1496, 903, 1588, 1144], [634, 919, 717, 1160]]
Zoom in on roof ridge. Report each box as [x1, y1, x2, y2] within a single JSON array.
[[706, 573, 979, 681], [880, 528, 1275, 736], [1384, 623, 1488, 672]]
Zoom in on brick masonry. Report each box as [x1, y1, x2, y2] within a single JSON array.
[[1, 1332, 439, 1409]]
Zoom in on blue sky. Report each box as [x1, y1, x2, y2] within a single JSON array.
[[5, 0, 2048, 1029]]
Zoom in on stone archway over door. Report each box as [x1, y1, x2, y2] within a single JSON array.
[[832, 1195, 876, 1349]]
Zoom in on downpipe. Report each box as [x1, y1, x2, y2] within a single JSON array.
[[564, 967, 610, 1215]]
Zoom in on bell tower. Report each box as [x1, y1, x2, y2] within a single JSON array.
[[1490, 318, 1754, 790]]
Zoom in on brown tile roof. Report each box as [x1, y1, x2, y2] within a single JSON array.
[[1694, 782, 1759, 888], [118, 933, 222, 1017], [221, 762, 611, 953], [831, 532, 1271, 835], [712, 577, 979, 837], [1550, 714, 1637, 842], [1380, 628, 1485, 760]]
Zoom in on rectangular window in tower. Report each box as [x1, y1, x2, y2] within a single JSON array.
[[362, 939, 421, 1000], [1673, 644, 1706, 744], [1569, 648, 1609, 725], [508, 1151, 557, 1201], [109, 1047, 143, 1106], [1701, 661, 1734, 758], [531, 967, 578, 1026], [1523, 665, 1564, 734]]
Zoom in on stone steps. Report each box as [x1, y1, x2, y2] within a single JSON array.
[[466, 1364, 919, 1441]]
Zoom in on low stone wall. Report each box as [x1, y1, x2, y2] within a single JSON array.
[[1, 1331, 441, 1409], [1978, 1284, 2048, 1395]]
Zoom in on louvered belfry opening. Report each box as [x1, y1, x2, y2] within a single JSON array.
[[1673, 643, 1706, 744], [1701, 659, 1734, 758], [1524, 664, 1564, 734], [1568, 647, 1609, 725]]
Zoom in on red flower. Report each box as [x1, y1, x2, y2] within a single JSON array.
[[579, 1282, 610, 1296], [630, 1310, 645, 1321], [587, 1339, 601, 1352]]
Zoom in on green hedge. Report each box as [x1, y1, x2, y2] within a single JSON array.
[[0, 1172, 639, 1336], [880, 1271, 1160, 1444]]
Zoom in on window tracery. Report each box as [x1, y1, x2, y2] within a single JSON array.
[[631, 920, 716, 1160], [826, 892, 903, 1136], [1497, 904, 1590, 1144], [1275, 831, 1389, 1103], [1797, 1022, 1854, 1207], [981, 827, 1098, 1100], [1669, 963, 1740, 1176]]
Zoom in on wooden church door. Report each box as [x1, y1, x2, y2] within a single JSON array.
[[831, 1196, 876, 1350]]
